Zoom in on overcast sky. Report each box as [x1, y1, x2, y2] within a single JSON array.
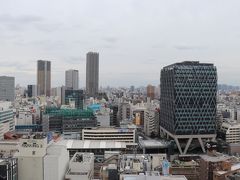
[[0, 0, 240, 87]]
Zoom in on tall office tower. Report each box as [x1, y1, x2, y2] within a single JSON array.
[[27, 85, 37, 97], [160, 61, 217, 154], [0, 76, 15, 101], [86, 52, 99, 97], [37, 60, 51, 96], [65, 69, 79, 90], [147, 84, 155, 100]]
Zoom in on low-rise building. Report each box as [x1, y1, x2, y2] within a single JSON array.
[[82, 127, 136, 143], [0, 156, 18, 180], [0, 102, 14, 140], [221, 120, 240, 143], [16, 133, 48, 180], [65, 152, 94, 180]]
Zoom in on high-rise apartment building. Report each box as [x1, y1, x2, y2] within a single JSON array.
[[160, 61, 217, 154], [65, 69, 79, 90], [37, 60, 51, 96], [0, 76, 15, 101], [86, 52, 99, 97], [147, 84, 155, 100]]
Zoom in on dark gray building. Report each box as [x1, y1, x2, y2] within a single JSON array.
[[27, 85, 37, 97], [86, 52, 99, 97], [65, 89, 84, 109], [160, 61, 217, 154], [0, 76, 15, 101], [37, 60, 51, 96]]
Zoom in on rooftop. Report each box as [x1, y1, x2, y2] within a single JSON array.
[[139, 139, 169, 148], [200, 154, 231, 162], [55, 140, 127, 149], [164, 61, 214, 69]]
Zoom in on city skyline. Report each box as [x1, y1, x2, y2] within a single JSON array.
[[0, 0, 240, 87]]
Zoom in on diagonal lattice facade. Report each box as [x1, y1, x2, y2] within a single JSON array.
[[160, 61, 217, 135]]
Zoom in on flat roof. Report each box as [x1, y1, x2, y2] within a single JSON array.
[[139, 139, 169, 148], [55, 140, 127, 149], [200, 154, 231, 162]]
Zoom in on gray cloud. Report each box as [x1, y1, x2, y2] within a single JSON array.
[[174, 45, 206, 50], [102, 37, 118, 43], [0, 14, 43, 24], [0, 0, 240, 87]]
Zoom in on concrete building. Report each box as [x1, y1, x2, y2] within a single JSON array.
[[0, 76, 15, 101], [131, 102, 146, 126], [16, 133, 48, 180], [65, 69, 79, 90], [96, 108, 110, 127], [110, 104, 119, 127], [199, 154, 233, 180], [15, 108, 32, 126], [147, 85, 155, 100], [86, 52, 99, 97], [44, 144, 69, 180], [117, 154, 186, 180], [51, 86, 66, 105], [144, 101, 160, 137], [0, 102, 14, 140], [160, 61, 217, 154], [82, 127, 136, 143], [118, 102, 131, 122], [37, 60, 51, 96], [0, 156, 18, 180], [120, 174, 187, 180], [44, 107, 97, 140], [221, 120, 240, 143], [65, 152, 94, 180], [55, 140, 127, 162], [27, 85, 37, 97]]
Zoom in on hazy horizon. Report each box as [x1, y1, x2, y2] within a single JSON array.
[[1, 0, 240, 87]]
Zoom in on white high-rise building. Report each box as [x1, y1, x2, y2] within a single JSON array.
[[65, 69, 79, 90], [0, 76, 15, 101]]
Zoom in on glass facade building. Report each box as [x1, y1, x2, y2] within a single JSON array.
[[65, 89, 84, 109], [160, 61, 217, 135]]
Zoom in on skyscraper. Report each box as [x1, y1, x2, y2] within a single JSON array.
[[86, 52, 99, 97], [65, 69, 79, 90], [0, 76, 15, 101], [147, 84, 155, 100], [37, 60, 51, 96], [160, 61, 217, 154]]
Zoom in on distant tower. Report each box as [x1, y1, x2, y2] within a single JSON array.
[[147, 84, 155, 100], [65, 69, 79, 90], [0, 76, 15, 101], [86, 52, 99, 97], [37, 60, 51, 96]]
